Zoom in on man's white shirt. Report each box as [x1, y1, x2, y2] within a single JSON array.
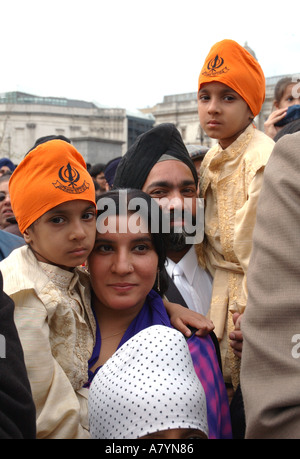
[[165, 246, 212, 316]]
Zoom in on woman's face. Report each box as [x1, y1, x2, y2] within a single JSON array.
[[88, 214, 159, 314]]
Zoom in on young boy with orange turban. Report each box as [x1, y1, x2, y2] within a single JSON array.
[[197, 39, 275, 393], [0, 139, 98, 439]]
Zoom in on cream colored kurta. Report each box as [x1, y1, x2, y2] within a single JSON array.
[[199, 124, 274, 387], [0, 245, 96, 439]]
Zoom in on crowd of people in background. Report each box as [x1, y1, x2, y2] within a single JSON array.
[[0, 38, 299, 440]]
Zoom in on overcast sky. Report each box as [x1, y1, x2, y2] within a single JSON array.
[[1, 0, 299, 110]]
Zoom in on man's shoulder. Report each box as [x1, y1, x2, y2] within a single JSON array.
[[273, 131, 300, 159]]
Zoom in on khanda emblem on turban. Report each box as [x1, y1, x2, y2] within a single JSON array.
[[52, 162, 90, 194], [208, 55, 224, 71], [202, 54, 229, 77], [59, 163, 80, 187]]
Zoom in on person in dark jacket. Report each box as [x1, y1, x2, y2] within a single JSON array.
[[0, 271, 36, 438], [0, 230, 25, 262]]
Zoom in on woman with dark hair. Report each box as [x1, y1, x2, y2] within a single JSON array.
[[86, 189, 232, 439]]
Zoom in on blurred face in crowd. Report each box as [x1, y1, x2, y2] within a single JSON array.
[[0, 166, 11, 176], [95, 172, 107, 192], [275, 83, 300, 109], [0, 179, 14, 229]]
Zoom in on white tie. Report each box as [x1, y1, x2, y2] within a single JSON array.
[[172, 264, 202, 314]]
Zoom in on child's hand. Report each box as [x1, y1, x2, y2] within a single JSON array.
[[264, 108, 287, 138], [164, 300, 214, 337], [229, 312, 243, 358]]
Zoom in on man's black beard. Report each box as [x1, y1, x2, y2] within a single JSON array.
[[167, 209, 197, 252], [168, 231, 188, 252]]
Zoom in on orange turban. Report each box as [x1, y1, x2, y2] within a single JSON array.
[[198, 39, 265, 117], [10, 139, 96, 234]]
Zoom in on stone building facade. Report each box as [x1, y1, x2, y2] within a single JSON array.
[[0, 68, 298, 166], [0, 92, 154, 166]]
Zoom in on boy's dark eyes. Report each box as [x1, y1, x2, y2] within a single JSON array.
[[223, 94, 237, 101], [83, 211, 96, 220], [51, 216, 64, 224], [198, 93, 236, 101], [49, 211, 95, 224]]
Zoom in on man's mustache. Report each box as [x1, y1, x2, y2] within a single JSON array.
[[166, 209, 196, 231]]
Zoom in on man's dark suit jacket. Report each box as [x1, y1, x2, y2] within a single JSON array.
[[0, 230, 25, 262], [0, 271, 36, 438], [165, 273, 222, 369]]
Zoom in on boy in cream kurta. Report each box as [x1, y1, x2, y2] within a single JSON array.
[[0, 138, 97, 438], [197, 39, 275, 389], [0, 245, 96, 438]]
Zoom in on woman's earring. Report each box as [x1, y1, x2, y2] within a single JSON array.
[[157, 268, 160, 292], [83, 261, 89, 273]]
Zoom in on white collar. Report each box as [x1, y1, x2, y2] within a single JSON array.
[[166, 246, 198, 285]]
